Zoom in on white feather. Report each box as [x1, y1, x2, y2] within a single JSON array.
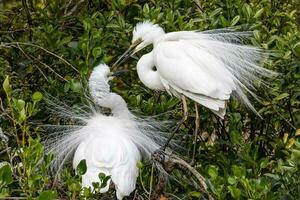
[[133, 22, 278, 118], [43, 64, 168, 199]]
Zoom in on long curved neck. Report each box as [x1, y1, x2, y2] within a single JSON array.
[[137, 52, 165, 91], [88, 65, 110, 101], [110, 102, 131, 118], [96, 93, 132, 118]]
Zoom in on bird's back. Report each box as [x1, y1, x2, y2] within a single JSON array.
[[152, 30, 277, 117], [73, 114, 140, 199]]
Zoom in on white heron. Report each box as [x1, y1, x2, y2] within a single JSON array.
[[44, 63, 167, 199], [113, 21, 278, 119]]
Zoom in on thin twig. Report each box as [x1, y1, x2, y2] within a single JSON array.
[[0, 42, 79, 73], [191, 103, 199, 165], [14, 43, 51, 81], [0, 28, 30, 34], [21, 0, 33, 41], [192, 0, 204, 13], [152, 152, 214, 200], [171, 154, 208, 189]]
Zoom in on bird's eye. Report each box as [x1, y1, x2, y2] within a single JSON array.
[[152, 66, 157, 71]]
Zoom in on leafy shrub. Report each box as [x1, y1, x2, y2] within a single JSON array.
[[0, 0, 299, 199]]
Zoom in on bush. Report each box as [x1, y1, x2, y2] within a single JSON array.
[[0, 0, 299, 199]]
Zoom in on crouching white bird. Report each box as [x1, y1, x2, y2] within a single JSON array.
[[44, 63, 166, 199], [113, 21, 278, 118]]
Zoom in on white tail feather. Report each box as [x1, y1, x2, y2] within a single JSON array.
[[194, 30, 278, 115]]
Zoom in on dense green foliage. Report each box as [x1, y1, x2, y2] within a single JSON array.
[[0, 0, 299, 199]]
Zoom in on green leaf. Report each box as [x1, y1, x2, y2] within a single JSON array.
[[37, 190, 57, 200], [254, 8, 264, 18], [59, 36, 73, 46], [260, 158, 269, 169], [209, 8, 222, 18], [68, 181, 81, 192], [230, 15, 240, 26], [68, 41, 78, 49], [82, 19, 91, 31], [2, 76, 12, 96], [32, 91, 43, 102], [264, 173, 280, 180], [98, 172, 106, 180], [295, 129, 300, 136], [99, 173, 110, 189], [92, 181, 100, 189], [16, 99, 25, 111], [18, 108, 27, 123], [293, 42, 300, 58], [76, 159, 87, 176], [230, 130, 243, 145], [137, 161, 143, 169], [253, 30, 260, 41], [0, 163, 13, 187], [143, 3, 149, 14], [70, 80, 82, 93], [227, 177, 236, 185], [232, 165, 246, 178], [228, 185, 241, 199], [188, 191, 201, 197], [82, 187, 92, 197], [208, 165, 218, 180], [274, 93, 289, 101], [92, 47, 102, 59]]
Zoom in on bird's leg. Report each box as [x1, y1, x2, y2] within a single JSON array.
[[190, 103, 199, 166], [162, 95, 188, 150]]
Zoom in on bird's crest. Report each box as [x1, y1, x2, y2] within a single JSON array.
[[132, 21, 165, 44]]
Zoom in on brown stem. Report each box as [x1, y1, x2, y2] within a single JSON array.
[[22, 0, 33, 41], [191, 103, 199, 165], [192, 0, 204, 13], [163, 96, 188, 149], [152, 152, 214, 200]]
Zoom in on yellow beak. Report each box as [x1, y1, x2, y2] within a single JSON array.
[[112, 39, 142, 68]]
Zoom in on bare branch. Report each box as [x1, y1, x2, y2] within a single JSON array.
[[152, 151, 214, 200], [192, 0, 204, 13], [21, 0, 33, 41], [0, 42, 79, 74]]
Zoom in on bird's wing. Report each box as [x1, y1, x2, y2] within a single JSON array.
[[154, 41, 236, 101], [110, 145, 140, 200], [160, 78, 226, 117], [83, 136, 129, 169], [85, 135, 140, 199], [155, 31, 278, 115], [74, 134, 139, 193]]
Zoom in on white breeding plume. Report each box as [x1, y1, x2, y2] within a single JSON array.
[[44, 63, 167, 199], [114, 21, 278, 118]]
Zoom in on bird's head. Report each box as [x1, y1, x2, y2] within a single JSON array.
[[92, 63, 128, 80], [113, 21, 165, 67], [132, 21, 165, 52], [89, 63, 128, 101], [93, 63, 112, 81]]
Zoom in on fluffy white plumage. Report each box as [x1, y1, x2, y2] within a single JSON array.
[[130, 21, 278, 118], [44, 63, 167, 199]]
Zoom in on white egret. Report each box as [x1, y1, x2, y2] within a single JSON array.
[[114, 21, 278, 118], [44, 63, 167, 199]]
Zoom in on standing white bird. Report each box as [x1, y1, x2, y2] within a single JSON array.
[[44, 63, 167, 199], [113, 21, 278, 118]]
